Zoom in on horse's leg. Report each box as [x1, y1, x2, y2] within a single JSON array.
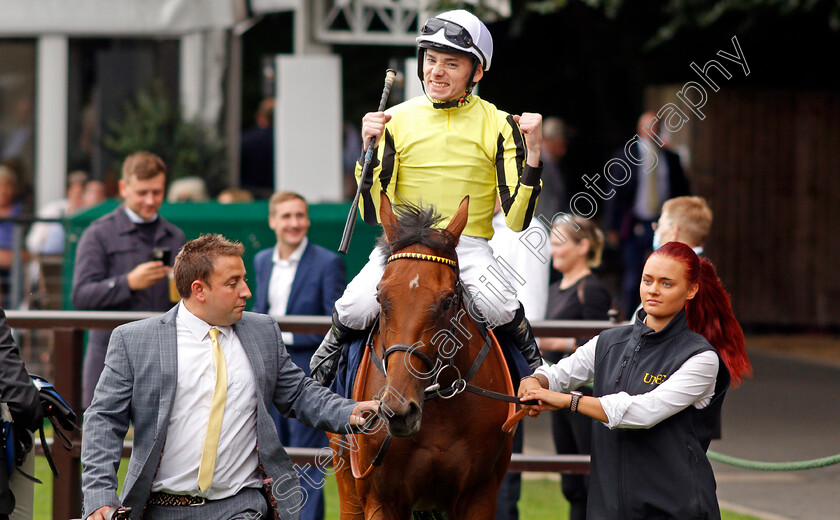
[[360, 494, 411, 520], [328, 432, 365, 520], [450, 424, 512, 520], [450, 482, 503, 520]]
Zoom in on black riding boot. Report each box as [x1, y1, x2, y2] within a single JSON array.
[[310, 309, 357, 387], [495, 304, 544, 374]]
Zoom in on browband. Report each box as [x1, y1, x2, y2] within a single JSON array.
[[387, 252, 457, 267]]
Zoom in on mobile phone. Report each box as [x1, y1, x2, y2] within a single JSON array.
[[151, 248, 172, 265]]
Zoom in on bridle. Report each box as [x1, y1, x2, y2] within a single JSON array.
[[347, 250, 529, 479], [375, 251, 516, 402], [378, 252, 462, 393]]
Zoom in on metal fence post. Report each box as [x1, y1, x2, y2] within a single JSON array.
[[10, 222, 25, 309]]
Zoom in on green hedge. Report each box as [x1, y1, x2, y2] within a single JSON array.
[[63, 200, 380, 311]]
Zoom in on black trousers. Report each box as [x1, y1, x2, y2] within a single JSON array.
[[495, 422, 524, 520], [551, 386, 593, 520]]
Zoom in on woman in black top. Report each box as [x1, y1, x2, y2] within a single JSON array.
[[540, 215, 612, 520]]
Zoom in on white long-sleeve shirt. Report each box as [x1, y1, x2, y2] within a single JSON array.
[[267, 237, 307, 346], [535, 335, 718, 430], [488, 211, 550, 322], [151, 303, 262, 498]]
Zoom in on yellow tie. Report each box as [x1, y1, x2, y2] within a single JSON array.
[[647, 149, 661, 215], [197, 327, 226, 491]]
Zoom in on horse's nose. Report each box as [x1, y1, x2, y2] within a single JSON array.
[[386, 400, 422, 437]]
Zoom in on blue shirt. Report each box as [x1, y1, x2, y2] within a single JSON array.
[[0, 202, 23, 250]]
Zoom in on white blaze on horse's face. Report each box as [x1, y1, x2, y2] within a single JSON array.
[[409, 274, 420, 290]]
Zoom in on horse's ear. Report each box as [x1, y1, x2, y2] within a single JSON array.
[[379, 192, 400, 242], [445, 195, 469, 242]]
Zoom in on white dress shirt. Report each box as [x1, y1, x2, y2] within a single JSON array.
[[123, 205, 158, 224], [267, 237, 307, 345], [488, 211, 550, 322], [151, 302, 262, 498], [26, 198, 69, 255], [535, 334, 718, 430]]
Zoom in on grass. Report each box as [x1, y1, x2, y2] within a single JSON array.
[[30, 457, 760, 520]]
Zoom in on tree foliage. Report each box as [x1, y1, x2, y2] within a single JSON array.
[[448, 0, 840, 47], [103, 82, 228, 195]]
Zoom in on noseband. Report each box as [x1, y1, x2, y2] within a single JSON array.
[[381, 252, 460, 377]]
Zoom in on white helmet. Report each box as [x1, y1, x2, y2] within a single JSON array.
[[416, 10, 493, 71]]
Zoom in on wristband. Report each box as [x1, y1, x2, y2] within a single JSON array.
[[569, 391, 583, 413]]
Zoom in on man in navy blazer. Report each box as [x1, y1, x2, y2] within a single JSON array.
[[252, 191, 346, 520], [81, 234, 373, 520]]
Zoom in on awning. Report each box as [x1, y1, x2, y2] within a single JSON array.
[[0, 0, 245, 36]]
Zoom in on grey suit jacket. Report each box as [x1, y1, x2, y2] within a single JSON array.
[[81, 306, 357, 520]]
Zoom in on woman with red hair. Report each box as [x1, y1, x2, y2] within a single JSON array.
[[519, 241, 751, 519]]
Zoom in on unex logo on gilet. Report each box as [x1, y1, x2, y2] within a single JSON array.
[[643, 373, 668, 385]]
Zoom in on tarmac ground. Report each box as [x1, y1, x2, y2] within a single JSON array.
[[522, 334, 840, 520]]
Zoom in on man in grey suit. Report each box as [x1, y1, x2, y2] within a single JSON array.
[[81, 234, 376, 520]]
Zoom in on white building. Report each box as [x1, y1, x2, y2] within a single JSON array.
[[0, 0, 510, 208]]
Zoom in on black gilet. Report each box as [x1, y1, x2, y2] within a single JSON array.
[[588, 309, 731, 520]]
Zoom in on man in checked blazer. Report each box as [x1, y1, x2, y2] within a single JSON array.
[[81, 234, 376, 520]]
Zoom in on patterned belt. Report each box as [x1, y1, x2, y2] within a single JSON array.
[[147, 492, 207, 507]]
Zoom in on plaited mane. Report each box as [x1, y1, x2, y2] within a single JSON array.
[[376, 201, 458, 261]]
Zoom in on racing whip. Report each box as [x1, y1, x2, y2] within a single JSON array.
[[338, 68, 397, 254]]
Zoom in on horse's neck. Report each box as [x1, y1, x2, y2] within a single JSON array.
[[450, 306, 485, 370]]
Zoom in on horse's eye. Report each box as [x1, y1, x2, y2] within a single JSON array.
[[442, 297, 453, 310]]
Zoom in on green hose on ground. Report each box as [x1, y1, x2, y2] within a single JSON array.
[[707, 449, 840, 471]]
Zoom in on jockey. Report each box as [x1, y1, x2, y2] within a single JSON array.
[[311, 9, 545, 386]]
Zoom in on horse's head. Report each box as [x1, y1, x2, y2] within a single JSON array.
[[375, 192, 469, 437]]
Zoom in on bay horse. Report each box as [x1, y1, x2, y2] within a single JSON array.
[[328, 193, 519, 519]]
